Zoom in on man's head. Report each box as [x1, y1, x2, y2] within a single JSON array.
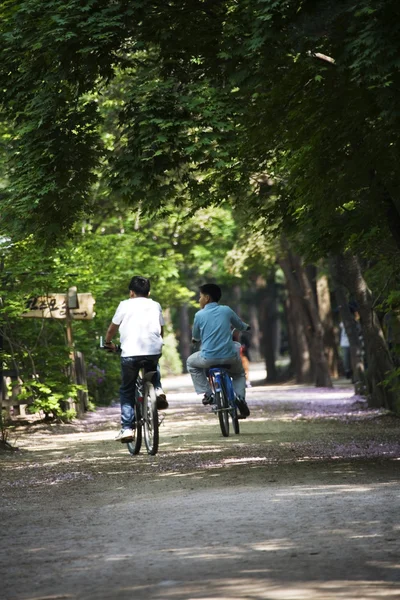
[[199, 283, 221, 308], [129, 276, 151, 297]]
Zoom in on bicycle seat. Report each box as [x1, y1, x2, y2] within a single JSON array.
[[209, 364, 231, 370], [135, 359, 158, 379], [135, 358, 156, 368]]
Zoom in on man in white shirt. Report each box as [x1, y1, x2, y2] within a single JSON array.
[[104, 276, 168, 442]]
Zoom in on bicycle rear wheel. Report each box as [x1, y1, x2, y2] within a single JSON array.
[[222, 375, 240, 435], [231, 404, 240, 434], [127, 402, 142, 456], [143, 381, 159, 455], [127, 377, 143, 456], [216, 385, 229, 437]]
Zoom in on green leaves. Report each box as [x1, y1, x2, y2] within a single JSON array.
[[0, 0, 400, 279], [0, 0, 132, 239]]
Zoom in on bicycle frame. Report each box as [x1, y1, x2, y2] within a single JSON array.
[[208, 366, 240, 437], [208, 368, 235, 409]]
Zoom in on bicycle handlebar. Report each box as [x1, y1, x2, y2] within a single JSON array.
[[99, 337, 121, 353]]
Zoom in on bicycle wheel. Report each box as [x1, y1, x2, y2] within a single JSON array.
[[126, 402, 142, 456], [231, 403, 240, 435], [222, 374, 240, 435], [127, 377, 143, 456], [143, 381, 159, 455], [216, 384, 229, 437]]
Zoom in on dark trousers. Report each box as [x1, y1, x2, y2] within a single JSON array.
[[120, 355, 161, 428]]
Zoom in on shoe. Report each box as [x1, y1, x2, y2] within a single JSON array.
[[202, 393, 214, 406], [155, 388, 169, 409], [235, 397, 250, 419], [115, 428, 134, 442], [246, 380, 252, 388]]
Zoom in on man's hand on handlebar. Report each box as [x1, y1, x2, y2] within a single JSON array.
[[103, 341, 118, 353]]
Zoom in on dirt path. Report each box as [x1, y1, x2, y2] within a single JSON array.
[[1, 365, 400, 600]]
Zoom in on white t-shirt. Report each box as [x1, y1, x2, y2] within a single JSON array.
[[112, 297, 165, 357]]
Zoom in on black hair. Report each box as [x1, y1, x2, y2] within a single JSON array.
[[199, 283, 222, 302], [129, 276, 150, 297]]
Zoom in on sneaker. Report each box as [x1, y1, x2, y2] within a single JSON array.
[[202, 393, 214, 406], [155, 388, 169, 409], [235, 397, 250, 419], [115, 428, 134, 442]]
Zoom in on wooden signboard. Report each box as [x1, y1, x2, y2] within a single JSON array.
[[22, 293, 95, 320]]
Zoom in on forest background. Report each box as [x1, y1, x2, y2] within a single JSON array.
[[1, 0, 400, 424]]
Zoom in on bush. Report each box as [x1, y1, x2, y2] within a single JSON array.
[[160, 332, 183, 376], [87, 362, 120, 405], [16, 379, 81, 421]]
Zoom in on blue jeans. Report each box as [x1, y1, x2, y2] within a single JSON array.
[[120, 355, 161, 429]]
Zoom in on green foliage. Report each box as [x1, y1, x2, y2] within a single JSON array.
[[0, 0, 130, 239], [1, 0, 400, 256], [1, 201, 244, 410], [16, 379, 81, 421], [104, 61, 243, 211], [160, 330, 182, 376]]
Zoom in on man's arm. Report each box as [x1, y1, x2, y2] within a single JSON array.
[[105, 322, 119, 344], [105, 301, 124, 348], [192, 314, 201, 342], [229, 308, 250, 332], [158, 303, 165, 339]]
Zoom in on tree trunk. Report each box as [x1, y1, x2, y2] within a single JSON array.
[[306, 265, 318, 307], [248, 280, 262, 361], [330, 257, 366, 394], [333, 253, 400, 412], [232, 284, 241, 316], [316, 271, 339, 378], [178, 304, 191, 372], [279, 243, 332, 387], [284, 287, 312, 383], [261, 272, 279, 383]]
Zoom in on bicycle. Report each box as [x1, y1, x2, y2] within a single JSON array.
[[208, 364, 240, 437], [100, 339, 162, 456], [126, 359, 160, 456]]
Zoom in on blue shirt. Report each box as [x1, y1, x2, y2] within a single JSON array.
[[192, 303, 249, 359]]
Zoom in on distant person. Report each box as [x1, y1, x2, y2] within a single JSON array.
[[239, 331, 252, 388], [187, 283, 250, 418], [104, 276, 168, 443], [339, 321, 351, 379]]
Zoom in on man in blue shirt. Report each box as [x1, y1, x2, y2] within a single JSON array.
[[187, 283, 250, 418]]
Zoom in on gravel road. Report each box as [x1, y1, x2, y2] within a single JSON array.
[[1, 365, 400, 600]]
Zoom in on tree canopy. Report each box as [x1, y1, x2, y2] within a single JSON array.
[[1, 0, 400, 253]]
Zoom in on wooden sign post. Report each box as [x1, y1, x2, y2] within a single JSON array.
[[21, 290, 95, 416], [22, 293, 96, 320]]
